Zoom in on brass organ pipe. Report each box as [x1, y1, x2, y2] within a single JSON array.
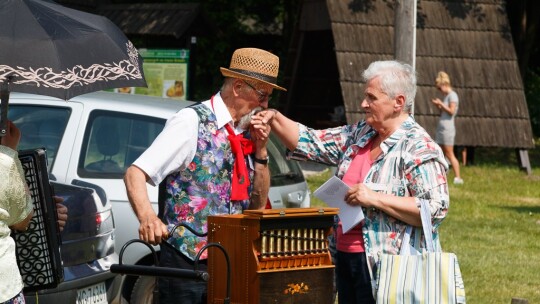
[[315, 229, 320, 252], [277, 229, 281, 257], [262, 232, 267, 257], [303, 228, 307, 254], [309, 228, 314, 253], [291, 229, 296, 255], [320, 228, 325, 252], [284, 229, 289, 256], [297, 229, 301, 254], [269, 230, 275, 257]]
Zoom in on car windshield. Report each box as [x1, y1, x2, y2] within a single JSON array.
[[9, 105, 70, 170]]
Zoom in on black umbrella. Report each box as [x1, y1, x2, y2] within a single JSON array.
[[0, 0, 147, 135]]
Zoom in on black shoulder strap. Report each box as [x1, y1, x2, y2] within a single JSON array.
[[157, 179, 167, 223]]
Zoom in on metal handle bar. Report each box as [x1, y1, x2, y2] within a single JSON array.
[[111, 238, 208, 281], [110, 222, 230, 303]]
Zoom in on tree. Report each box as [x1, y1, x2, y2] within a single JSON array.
[[159, 0, 299, 100], [506, 0, 540, 136], [505, 0, 540, 82]]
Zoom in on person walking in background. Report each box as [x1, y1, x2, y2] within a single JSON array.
[[124, 48, 279, 304], [253, 60, 450, 303], [431, 71, 463, 184]]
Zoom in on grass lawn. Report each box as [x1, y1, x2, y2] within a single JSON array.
[[306, 143, 540, 303]]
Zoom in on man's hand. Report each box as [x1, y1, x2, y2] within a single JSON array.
[[55, 196, 68, 232], [139, 213, 169, 245], [124, 166, 168, 245]]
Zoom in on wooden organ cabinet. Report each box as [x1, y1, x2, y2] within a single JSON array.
[[207, 207, 339, 304]]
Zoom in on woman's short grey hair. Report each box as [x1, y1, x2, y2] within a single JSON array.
[[362, 61, 417, 113]]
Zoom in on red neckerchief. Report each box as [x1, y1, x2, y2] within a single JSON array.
[[211, 95, 254, 200]]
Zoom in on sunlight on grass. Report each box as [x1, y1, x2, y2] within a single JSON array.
[[443, 163, 540, 303], [305, 145, 540, 303]]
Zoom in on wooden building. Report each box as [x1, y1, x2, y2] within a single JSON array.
[[94, 3, 210, 48], [279, 0, 534, 170], [58, 0, 534, 169]]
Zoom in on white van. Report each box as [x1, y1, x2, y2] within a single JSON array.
[[9, 91, 311, 302]]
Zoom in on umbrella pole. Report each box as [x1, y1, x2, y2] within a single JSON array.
[[0, 80, 9, 138]]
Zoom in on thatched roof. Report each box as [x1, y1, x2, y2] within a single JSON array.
[[318, 0, 533, 149]]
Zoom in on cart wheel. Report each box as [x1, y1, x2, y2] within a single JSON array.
[[130, 276, 156, 304]]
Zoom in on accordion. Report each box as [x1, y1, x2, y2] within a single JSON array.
[[207, 207, 338, 304], [12, 148, 63, 291]]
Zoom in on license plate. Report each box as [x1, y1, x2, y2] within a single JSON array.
[[76, 282, 108, 304]]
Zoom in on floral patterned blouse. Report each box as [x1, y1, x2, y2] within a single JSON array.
[[288, 116, 450, 274]]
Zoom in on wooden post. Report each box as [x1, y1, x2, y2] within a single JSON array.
[[516, 149, 532, 175], [187, 36, 197, 101], [511, 298, 528, 304], [393, 0, 417, 114]]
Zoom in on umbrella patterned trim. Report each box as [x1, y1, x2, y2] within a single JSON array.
[[0, 42, 143, 89]]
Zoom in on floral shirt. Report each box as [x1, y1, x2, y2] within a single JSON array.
[[288, 116, 449, 274], [162, 103, 252, 260]]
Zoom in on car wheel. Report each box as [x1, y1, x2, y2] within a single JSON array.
[[130, 276, 156, 304]]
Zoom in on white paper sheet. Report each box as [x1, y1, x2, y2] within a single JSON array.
[[313, 176, 365, 233]]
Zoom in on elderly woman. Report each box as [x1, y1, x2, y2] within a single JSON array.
[[253, 60, 450, 303]]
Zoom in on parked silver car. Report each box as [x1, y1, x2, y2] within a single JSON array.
[[9, 91, 311, 303], [11, 149, 120, 304]]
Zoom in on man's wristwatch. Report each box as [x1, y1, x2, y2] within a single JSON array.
[[253, 156, 269, 165]]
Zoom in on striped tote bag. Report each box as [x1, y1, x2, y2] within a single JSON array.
[[375, 200, 466, 304]]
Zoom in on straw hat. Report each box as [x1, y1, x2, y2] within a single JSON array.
[[220, 48, 286, 91]]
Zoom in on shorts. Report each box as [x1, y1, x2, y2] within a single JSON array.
[[435, 122, 456, 146]]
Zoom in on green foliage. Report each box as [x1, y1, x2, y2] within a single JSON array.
[[169, 0, 299, 101], [525, 69, 540, 137], [306, 144, 540, 303], [306, 169, 335, 208]]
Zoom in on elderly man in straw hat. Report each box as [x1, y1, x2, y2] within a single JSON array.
[[124, 48, 285, 303]]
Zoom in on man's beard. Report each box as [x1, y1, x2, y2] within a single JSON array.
[[238, 106, 263, 130]]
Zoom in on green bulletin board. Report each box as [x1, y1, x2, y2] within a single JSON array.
[[115, 49, 189, 99]]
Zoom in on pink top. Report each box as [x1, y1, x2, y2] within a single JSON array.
[[337, 141, 373, 252]]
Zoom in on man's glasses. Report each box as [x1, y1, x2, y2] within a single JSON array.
[[243, 80, 271, 103]]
